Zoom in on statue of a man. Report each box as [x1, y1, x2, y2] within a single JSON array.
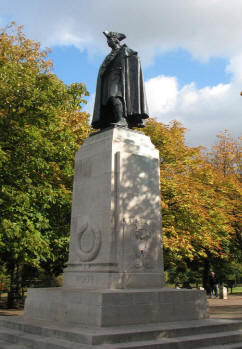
[[91, 31, 149, 130]]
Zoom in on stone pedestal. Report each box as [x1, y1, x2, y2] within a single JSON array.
[[23, 126, 209, 336], [63, 126, 164, 289], [24, 287, 209, 326]]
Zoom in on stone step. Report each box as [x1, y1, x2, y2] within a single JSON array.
[[0, 328, 92, 349], [92, 320, 242, 346], [0, 317, 242, 346], [1, 327, 242, 349], [0, 317, 242, 348], [197, 343, 242, 349], [96, 330, 242, 348], [0, 339, 29, 349], [0, 317, 92, 345]]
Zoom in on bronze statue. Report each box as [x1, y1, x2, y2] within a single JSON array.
[[92, 31, 149, 130]]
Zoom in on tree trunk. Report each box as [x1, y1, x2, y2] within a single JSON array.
[[202, 259, 210, 293], [7, 264, 15, 308], [7, 264, 23, 308]]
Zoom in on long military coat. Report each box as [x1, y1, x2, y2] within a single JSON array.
[[92, 45, 149, 129]]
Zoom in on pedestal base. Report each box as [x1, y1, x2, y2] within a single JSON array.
[[24, 287, 209, 327], [1, 315, 242, 348]]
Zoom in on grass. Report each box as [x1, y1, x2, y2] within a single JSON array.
[[230, 286, 242, 294]]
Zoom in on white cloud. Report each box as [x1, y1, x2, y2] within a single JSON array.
[[46, 32, 85, 51], [145, 76, 178, 114], [2, 0, 242, 62], [145, 73, 241, 148], [226, 53, 242, 83]]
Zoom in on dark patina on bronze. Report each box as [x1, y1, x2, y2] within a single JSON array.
[[92, 31, 149, 130]]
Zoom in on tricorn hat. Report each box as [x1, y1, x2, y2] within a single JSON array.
[[103, 31, 126, 41]]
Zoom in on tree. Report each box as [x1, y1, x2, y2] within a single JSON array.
[[209, 130, 241, 178], [0, 23, 90, 306], [208, 130, 242, 283], [142, 120, 241, 289]]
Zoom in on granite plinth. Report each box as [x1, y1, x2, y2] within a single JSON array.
[[63, 127, 164, 289], [24, 288, 209, 327]]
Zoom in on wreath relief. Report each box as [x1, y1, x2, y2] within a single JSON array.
[[77, 222, 101, 262]]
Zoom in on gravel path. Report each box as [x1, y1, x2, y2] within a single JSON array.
[[208, 293, 242, 320]]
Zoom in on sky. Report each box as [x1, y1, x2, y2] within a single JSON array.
[[1, 0, 242, 148]]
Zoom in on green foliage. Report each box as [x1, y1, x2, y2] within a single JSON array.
[[0, 23, 90, 305], [143, 119, 242, 286], [0, 265, 10, 292], [167, 266, 201, 288]]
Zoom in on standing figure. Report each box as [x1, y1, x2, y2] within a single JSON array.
[[209, 272, 219, 298], [92, 31, 149, 130]]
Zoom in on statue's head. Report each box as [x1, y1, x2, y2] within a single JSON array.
[[103, 31, 126, 50]]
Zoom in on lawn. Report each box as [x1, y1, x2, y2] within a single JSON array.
[[230, 286, 242, 294]]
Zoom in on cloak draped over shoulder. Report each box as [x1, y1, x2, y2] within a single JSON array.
[[92, 44, 149, 129]]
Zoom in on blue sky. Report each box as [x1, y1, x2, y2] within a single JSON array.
[[1, 0, 241, 148], [50, 46, 231, 92]]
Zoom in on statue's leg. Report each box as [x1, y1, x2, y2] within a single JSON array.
[[109, 97, 127, 127]]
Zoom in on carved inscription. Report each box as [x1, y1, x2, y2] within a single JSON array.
[[77, 275, 94, 284]]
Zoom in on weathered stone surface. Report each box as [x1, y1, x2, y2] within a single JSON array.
[[24, 288, 209, 326], [1, 315, 242, 348], [63, 126, 164, 289]]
